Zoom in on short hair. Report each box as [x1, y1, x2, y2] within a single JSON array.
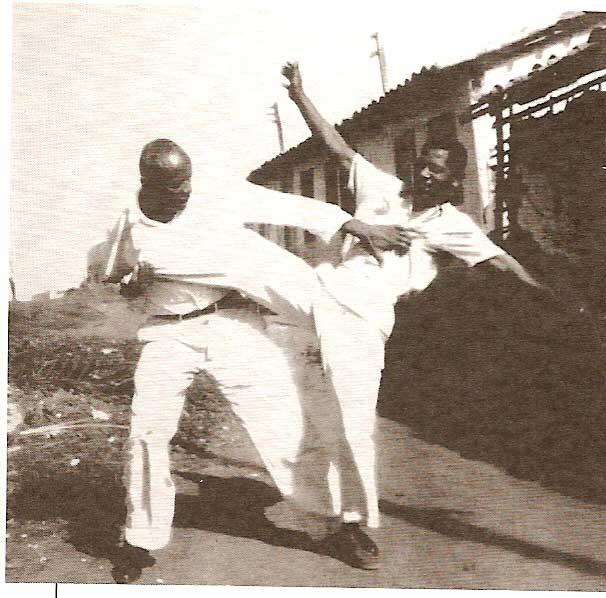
[[421, 135, 468, 181], [139, 139, 192, 188]]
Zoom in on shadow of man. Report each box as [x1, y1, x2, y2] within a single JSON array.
[[173, 471, 318, 552]]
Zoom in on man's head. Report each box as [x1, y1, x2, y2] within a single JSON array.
[[411, 136, 468, 209], [138, 139, 192, 219]]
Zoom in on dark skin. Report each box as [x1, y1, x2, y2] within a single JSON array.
[[138, 179, 192, 223]]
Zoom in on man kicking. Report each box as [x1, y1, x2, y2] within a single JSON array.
[[281, 61, 557, 569]]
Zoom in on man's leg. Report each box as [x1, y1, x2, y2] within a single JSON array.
[[200, 310, 336, 518], [312, 290, 386, 568], [113, 332, 202, 583], [124, 337, 200, 552]]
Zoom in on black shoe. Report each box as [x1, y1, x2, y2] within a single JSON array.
[[324, 522, 380, 570], [111, 542, 156, 584]]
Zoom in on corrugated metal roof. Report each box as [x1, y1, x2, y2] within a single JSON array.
[[476, 25, 606, 106], [249, 11, 605, 182]]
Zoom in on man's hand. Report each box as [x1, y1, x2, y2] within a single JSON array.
[[282, 61, 304, 101], [120, 261, 155, 299], [133, 261, 155, 288], [487, 254, 590, 319], [341, 219, 412, 265]]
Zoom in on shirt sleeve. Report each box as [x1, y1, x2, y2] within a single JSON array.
[[226, 181, 352, 244], [421, 204, 506, 266], [98, 210, 139, 282], [348, 153, 407, 212]]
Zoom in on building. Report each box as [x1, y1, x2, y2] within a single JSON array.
[[472, 24, 606, 307], [248, 12, 606, 267]]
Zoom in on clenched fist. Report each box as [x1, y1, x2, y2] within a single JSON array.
[[282, 61, 304, 100]]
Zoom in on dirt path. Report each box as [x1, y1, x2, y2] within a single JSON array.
[[7, 281, 606, 589], [8, 415, 606, 590]]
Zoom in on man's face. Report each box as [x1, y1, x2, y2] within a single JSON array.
[[139, 177, 192, 221], [411, 148, 453, 209], [164, 177, 192, 216]]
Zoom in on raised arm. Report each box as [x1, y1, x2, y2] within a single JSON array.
[[282, 62, 355, 171]]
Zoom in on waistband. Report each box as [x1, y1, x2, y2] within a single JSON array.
[[152, 292, 276, 322]]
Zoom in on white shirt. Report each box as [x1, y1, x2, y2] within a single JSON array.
[[114, 180, 351, 327], [316, 154, 506, 336]]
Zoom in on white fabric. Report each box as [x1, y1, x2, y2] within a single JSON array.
[[125, 311, 343, 549], [317, 153, 506, 337], [313, 288, 385, 529], [121, 182, 350, 322], [119, 184, 381, 550], [310, 155, 507, 534]]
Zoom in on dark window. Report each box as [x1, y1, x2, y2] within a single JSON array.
[[300, 169, 316, 243], [279, 170, 294, 194], [300, 168, 314, 198], [324, 161, 337, 205], [324, 159, 355, 215], [427, 111, 457, 143], [394, 128, 416, 188]]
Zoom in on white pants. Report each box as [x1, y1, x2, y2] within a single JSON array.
[[312, 290, 387, 530], [124, 308, 380, 550]]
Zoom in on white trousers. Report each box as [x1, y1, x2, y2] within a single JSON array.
[[312, 290, 387, 530], [124, 308, 382, 550]]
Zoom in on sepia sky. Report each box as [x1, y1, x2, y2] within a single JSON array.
[[7, 0, 602, 299]]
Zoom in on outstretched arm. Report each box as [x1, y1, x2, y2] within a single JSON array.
[[238, 181, 411, 263], [486, 253, 588, 316], [282, 62, 355, 171], [487, 253, 542, 289]]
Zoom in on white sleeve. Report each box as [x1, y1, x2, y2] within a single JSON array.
[[226, 181, 351, 244], [348, 153, 406, 210], [98, 210, 139, 282], [422, 204, 506, 266]]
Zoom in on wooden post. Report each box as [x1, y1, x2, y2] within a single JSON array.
[[269, 102, 285, 154], [493, 94, 506, 242], [371, 33, 388, 94]]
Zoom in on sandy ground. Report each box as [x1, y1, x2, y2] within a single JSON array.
[[6, 267, 606, 589], [7, 415, 606, 590]]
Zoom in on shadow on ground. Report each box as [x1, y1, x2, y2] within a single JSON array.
[[8, 460, 126, 563], [380, 252, 606, 504], [8, 461, 320, 573], [173, 472, 317, 553], [380, 499, 606, 579]]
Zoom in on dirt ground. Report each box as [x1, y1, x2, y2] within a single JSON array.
[[6, 265, 606, 588]]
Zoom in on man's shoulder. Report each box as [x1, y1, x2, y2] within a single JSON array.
[[351, 153, 403, 193]]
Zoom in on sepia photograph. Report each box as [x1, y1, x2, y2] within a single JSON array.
[[5, 0, 606, 592]]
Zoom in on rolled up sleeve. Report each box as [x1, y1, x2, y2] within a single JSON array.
[[422, 204, 506, 266]]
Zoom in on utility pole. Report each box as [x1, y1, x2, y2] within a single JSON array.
[[9, 259, 16, 302], [370, 32, 388, 94], [268, 102, 285, 154]]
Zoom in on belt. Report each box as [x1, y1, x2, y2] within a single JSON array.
[[153, 292, 276, 321]]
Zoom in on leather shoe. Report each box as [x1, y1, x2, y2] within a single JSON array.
[[323, 522, 380, 570], [111, 542, 156, 584]]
